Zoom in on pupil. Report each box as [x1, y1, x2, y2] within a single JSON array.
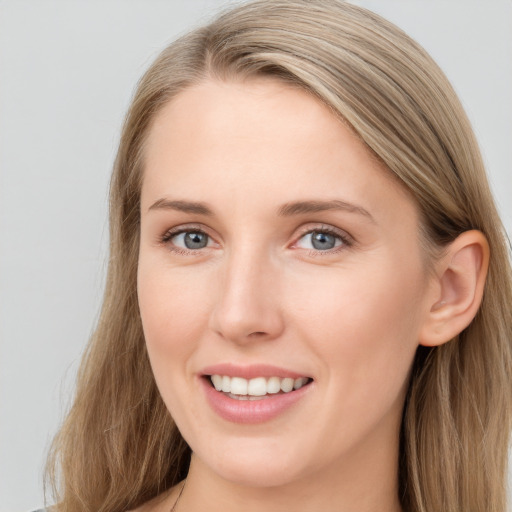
[[312, 231, 335, 250], [185, 232, 207, 249]]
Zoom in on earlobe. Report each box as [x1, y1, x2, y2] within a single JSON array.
[[419, 230, 489, 347]]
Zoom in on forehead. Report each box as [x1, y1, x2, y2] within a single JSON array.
[[144, 77, 347, 166], [141, 77, 417, 226]]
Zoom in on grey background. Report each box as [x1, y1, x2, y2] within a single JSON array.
[[1, 1, 510, 510]]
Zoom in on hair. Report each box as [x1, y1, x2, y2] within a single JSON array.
[[46, 1, 512, 511]]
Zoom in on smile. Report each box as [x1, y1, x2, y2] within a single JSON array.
[[209, 375, 311, 399], [200, 367, 314, 423]]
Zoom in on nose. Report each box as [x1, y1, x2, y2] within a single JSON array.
[[209, 246, 285, 345]]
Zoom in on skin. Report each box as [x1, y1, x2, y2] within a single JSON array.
[[136, 78, 473, 512]]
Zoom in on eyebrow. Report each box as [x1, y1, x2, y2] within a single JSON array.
[[278, 199, 375, 222], [148, 199, 213, 215], [148, 198, 374, 222]]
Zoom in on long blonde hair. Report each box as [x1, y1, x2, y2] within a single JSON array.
[[46, 1, 512, 511]]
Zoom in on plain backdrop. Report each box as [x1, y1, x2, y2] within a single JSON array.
[[1, 1, 511, 510]]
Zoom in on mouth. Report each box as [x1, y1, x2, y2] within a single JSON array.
[[204, 374, 313, 401], [199, 363, 314, 423]]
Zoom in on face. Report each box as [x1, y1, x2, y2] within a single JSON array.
[[138, 78, 433, 488]]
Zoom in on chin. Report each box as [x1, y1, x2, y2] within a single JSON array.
[[193, 437, 313, 488], [211, 460, 304, 488]]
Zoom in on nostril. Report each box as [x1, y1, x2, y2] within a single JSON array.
[[248, 331, 267, 338]]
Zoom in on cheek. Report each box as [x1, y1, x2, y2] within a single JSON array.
[[137, 263, 210, 374], [292, 259, 425, 407], [295, 257, 424, 338], [137, 262, 216, 436]]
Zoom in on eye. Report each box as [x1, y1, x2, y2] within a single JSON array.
[[295, 228, 348, 251], [162, 228, 214, 252]]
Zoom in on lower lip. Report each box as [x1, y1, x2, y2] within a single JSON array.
[[200, 377, 312, 424]]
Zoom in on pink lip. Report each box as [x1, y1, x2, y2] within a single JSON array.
[[199, 368, 313, 424], [201, 363, 309, 380]]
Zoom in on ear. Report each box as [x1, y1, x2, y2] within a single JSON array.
[[419, 230, 489, 347]]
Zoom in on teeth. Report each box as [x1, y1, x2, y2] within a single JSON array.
[[211, 374, 223, 391], [221, 375, 231, 393], [230, 377, 248, 395], [280, 377, 294, 392], [210, 375, 310, 396], [267, 376, 281, 394], [294, 377, 305, 390], [248, 377, 267, 396]]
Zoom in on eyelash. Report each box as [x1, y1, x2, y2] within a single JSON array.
[[160, 224, 211, 256], [295, 225, 353, 256], [159, 224, 353, 257]]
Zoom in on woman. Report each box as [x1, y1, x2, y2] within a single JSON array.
[[44, 1, 512, 511]]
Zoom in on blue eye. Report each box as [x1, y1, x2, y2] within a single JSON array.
[[167, 230, 211, 250], [296, 230, 344, 251]]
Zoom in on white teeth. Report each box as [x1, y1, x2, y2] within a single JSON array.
[[230, 377, 248, 395], [280, 378, 294, 393], [210, 375, 310, 396], [211, 374, 223, 391], [267, 376, 281, 394], [221, 375, 231, 393], [294, 377, 308, 390], [247, 377, 267, 396]]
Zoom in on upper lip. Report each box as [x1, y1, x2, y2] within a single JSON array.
[[201, 363, 311, 380]]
